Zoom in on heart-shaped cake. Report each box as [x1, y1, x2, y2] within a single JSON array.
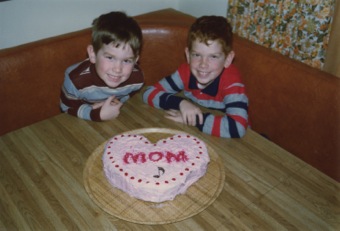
[[102, 133, 210, 203]]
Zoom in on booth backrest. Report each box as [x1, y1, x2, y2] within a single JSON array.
[[233, 35, 340, 181]]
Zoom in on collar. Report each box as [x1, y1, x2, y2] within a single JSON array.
[[188, 70, 223, 96]]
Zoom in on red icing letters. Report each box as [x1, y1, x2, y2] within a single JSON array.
[[123, 150, 188, 164]]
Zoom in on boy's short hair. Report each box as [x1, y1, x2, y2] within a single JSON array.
[[187, 16, 233, 55], [91, 11, 142, 58]]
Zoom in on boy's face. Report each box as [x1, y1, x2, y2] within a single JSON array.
[[87, 43, 138, 88], [185, 39, 234, 87]]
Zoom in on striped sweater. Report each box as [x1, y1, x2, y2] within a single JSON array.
[[143, 63, 248, 138], [60, 59, 144, 121]]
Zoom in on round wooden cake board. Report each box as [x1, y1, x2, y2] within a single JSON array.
[[83, 128, 225, 225]]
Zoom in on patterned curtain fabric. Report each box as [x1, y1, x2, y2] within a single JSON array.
[[227, 0, 335, 69]]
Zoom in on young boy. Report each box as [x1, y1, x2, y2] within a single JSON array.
[[60, 11, 144, 121], [143, 16, 248, 138]]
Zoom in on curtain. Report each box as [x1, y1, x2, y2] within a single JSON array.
[[227, 0, 335, 70], [324, 0, 340, 77]]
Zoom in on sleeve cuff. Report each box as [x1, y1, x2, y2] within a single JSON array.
[[164, 95, 184, 110], [90, 108, 102, 121], [196, 113, 209, 130]]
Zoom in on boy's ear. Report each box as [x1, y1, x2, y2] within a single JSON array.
[[185, 47, 190, 63], [224, 51, 235, 68], [87, 45, 96, 63]]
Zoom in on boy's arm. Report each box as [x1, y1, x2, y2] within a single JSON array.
[[60, 75, 102, 121], [196, 85, 249, 138], [143, 70, 185, 110]]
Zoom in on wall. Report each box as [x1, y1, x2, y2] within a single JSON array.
[[0, 0, 228, 50], [0, 0, 176, 50], [178, 0, 228, 17]]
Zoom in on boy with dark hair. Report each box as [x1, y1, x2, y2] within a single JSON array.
[[61, 11, 143, 121]]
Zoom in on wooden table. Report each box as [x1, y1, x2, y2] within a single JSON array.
[[0, 91, 339, 230]]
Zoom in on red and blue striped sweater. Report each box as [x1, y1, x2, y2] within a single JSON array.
[[143, 63, 248, 138]]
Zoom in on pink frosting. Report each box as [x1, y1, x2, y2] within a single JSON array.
[[102, 133, 210, 203]]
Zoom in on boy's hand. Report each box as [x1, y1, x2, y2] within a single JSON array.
[[164, 109, 185, 123], [99, 96, 123, 120], [178, 100, 203, 126]]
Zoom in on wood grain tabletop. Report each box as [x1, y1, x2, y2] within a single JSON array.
[[0, 89, 339, 230]]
